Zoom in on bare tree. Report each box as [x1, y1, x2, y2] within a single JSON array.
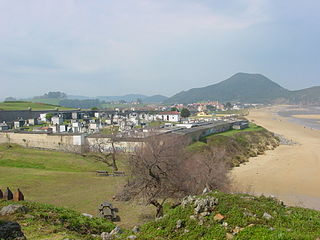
[[85, 127, 120, 171], [179, 145, 229, 195], [118, 134, 189, 217], [117, 133, 230, 218]]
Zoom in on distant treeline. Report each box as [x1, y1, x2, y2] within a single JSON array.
[[59, 99, 102, 109], [34, 91, 67, 99]]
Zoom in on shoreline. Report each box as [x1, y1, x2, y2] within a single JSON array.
[[231, 105, 320, 210]]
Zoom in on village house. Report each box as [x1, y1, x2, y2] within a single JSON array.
[[27, 118, 38, 126], [52, 116, 63, 125], [0, 122, 9, 131], [156, 111, 181, 122], [14, 119, 25, 129]]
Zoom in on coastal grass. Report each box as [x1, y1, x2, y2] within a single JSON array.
[[0, 144, 153, 228], [0, 200, 115, 240], [124, 191, 320, 240], [0, 101, 72, 111]]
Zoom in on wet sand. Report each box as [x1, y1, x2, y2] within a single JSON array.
[[292, 114, 320, 120], [231, 106, 320, 210]]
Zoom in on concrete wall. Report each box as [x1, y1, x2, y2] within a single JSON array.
[[0, 132, 83, 153], [86, 137, 143, 153], [0, 132, 141, 153]]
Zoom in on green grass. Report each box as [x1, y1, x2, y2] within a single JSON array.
[[0, 101, 73, 111], [0, 144, 153, 228], [0, 200, 115, 240], [124, 191, 320, 240], [30, 98, 62, 106], [213, 123, 264, 137], [0, 144, 107, 172]]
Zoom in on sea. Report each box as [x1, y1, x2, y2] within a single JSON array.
[[277, 106, 320, 130]]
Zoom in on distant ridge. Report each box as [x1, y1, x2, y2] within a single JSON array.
[[164, 73, 320, 104]]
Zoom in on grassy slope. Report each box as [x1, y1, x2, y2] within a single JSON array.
[[125, 191, 320, 240], [0, 200, 115, 240], [0, 144, 153, 228], [186, 123, 279, 167], [0, 101, 72, 110]]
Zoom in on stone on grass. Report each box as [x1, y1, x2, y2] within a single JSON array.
[[82, 213, 93, 218], [213, 213, 225, 222], [0, 221, 26, 240], [263, 212, 273, 220], [132, 226, 140, 233], [0, 204, 28, 216], [176, 219, 183, 229]]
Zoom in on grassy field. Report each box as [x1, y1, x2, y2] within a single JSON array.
[[214, 123, 264, 137], [0, 144, 153, 228], [0, 101, 73, 111]]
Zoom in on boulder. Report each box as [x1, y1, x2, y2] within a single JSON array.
[[132, 226, 140, 233], [262, 212, 273, 220], [0, 221, 26, 240], [82, 213, 93, 218], [0, 205, 28, 216]]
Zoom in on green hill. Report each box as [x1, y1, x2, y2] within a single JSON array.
[[164, 73, 320, 104], [0, 101, 72, 111]]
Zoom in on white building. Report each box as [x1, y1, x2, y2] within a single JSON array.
[[52, 116, 63, 125], [156, 111, 181, 122]]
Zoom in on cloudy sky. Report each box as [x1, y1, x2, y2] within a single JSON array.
[[0, 0, 319, 99]]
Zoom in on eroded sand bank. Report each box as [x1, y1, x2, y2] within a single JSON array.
[[231, 106, 320, 210]]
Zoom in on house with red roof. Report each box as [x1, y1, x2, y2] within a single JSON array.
[[156, 111, 181, 122]]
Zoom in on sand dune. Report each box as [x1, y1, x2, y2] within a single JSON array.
[[231, 106, 320, 210]]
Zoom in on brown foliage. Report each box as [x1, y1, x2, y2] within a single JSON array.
[[117, 133, 230, 217]]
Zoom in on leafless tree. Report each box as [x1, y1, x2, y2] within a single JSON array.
[[179, 145, 230, 195], [85, 127, 120, 171], [118, 134, 189, 217]]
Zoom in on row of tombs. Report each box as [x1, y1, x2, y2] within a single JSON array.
[[0, 187, 24, 201]]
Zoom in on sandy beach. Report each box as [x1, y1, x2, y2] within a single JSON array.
[[231, 106, 320, 210]]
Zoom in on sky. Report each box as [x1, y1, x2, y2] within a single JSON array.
[[0, 0, 319, 99]]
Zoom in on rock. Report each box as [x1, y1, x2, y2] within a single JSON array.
[[181, 196, 196, 207], [189, 215, 196, 220], [213, 213, 225, 221], [127, 235, 137, 239], [176, 219, 183, 229], [110, 226, 122, 235], [202, 187, 210, 195], [200, 211, 210, 217], [82, 213, 93, 218], [263, 212, 273, 220], [101, 232, 114, 240], [184, 229, 190, 233], [198, 219, 204, 226], [226, 233, 234, 239], [232, 226, 243, 234], [0, 221, 26, 240], [132, 226, 140, 233], [222, 222, 228, 227], [0, 204, 28, 216]]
